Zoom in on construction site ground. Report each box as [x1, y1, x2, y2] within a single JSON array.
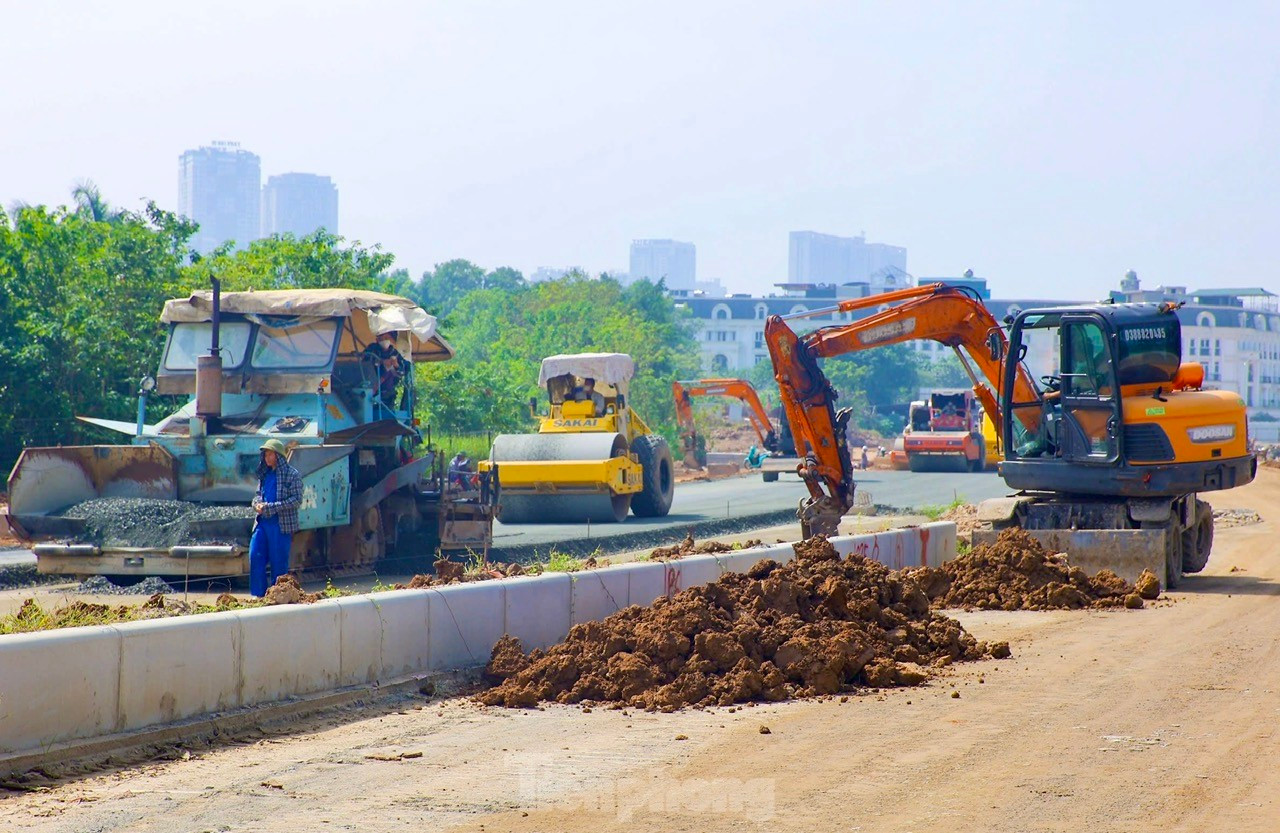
[[2, 468, 1277, 831]]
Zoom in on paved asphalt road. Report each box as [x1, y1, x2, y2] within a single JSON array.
[[491, 468, 1009, 553]]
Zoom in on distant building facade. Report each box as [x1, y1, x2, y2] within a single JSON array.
[[788, 231, 907, 292], [630, 239, 696, 292], [178, 141, 261, 254], [261, 173, 338, 238]]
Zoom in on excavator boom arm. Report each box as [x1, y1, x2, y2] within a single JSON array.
[[765, 283, 1039, 534]]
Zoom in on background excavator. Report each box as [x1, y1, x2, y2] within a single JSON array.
[[672, 378, 797, 480], [672, 378, 778, 468], [765, 282, 1256, 588]]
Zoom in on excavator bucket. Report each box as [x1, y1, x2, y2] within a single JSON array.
[[5, 445, 177, 540], [969, 527, 1169, 588]]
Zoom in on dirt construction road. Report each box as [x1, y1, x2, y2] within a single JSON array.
[[3, 470, 1279, 832]]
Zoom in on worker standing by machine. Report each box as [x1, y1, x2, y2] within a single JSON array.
[[249, 438, 303, 597]]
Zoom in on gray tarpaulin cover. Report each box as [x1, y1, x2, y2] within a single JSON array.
[[161, 288, 453, 361], [537, 353, 635, 391]]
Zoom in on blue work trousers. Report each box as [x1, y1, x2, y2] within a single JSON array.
[[249, 517, 293, 597]]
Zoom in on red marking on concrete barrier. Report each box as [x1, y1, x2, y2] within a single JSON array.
[[665, 566, 681, 597], [918, 527, 930, 567]]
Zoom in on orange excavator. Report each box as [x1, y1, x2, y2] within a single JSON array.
[[765, 282, 1256, 588], [672, 378, 779, 469]]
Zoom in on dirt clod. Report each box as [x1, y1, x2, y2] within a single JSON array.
[[263, 574, 321, 605], [1134, 569, 1161, 600], [434, 558, 465, 584], [478, 536, 1005, 710], [910, 528, 1145, 611], [1123, 593, 1144, 609], [758, 726, 771, 734], [650, 532, 762, 561]]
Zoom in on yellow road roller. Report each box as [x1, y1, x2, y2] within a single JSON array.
[[484, 353, 675, 523]]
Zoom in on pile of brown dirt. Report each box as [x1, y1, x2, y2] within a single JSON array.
[[397, 558, 531, 590], [263, 574, 322, 605], [649, 532, 763, 561], [477, 536, 1009, 710], [941, 503, 984, 535], [908, 528, 1153, 611]]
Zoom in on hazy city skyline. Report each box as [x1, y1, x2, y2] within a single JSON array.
[[3, 2, 1277, 298]]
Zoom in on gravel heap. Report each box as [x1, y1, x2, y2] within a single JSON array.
[[478, 536, 1009, 711], [77, 575, 174, 596], [905, 527, 1155, 611], [61, 498, 254, 548]]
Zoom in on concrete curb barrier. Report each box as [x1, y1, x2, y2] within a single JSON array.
[[0, 522, 956, 760]]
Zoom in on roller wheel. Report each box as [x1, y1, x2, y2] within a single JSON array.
[[1182, 498, 1214, 573], [630, 434, 674, 517]]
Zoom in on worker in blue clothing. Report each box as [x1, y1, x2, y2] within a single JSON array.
[[249, 438, 304, 597]]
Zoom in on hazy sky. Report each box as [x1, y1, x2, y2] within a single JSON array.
[[3, 2, 1277, 299]]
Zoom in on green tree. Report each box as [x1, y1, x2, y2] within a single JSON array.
[[71, 179, 117, 223], [0, 200, 196, 470], [415, 275, 698, 440], [184, 230, 395, 291], [414, 258, 486, 316]]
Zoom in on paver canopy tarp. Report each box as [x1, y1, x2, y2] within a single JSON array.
[[161, 288, 454, 361], [537, 353, 636, 393]]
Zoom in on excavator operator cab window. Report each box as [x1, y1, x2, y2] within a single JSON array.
[[1062, 321, 1113, 398], [1058, 318, 1120, 461], [1005, 313, 1120, 463]]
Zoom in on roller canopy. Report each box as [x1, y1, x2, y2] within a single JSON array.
[[161, 288, 454, 362], [537, 353, 635, 389]]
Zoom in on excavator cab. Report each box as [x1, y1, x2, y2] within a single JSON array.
[[999, 304, 1253, 497]]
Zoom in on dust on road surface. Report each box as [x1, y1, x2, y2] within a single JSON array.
[[3, 470, 1279, 833]]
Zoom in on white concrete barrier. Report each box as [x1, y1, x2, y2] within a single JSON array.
[[664, 554, 724, 594], [0, 625, 121, 754], [0, 522, 957, 761], [333, 596, 382, 686], [366, 589, 431, 680], [828, 522, 956, 570], [238, 603, 342, 703], [426, 582, 504, 672], [623, 561, 668, 607], [503, 574, 571, 651], [569, 569, 629, 625], [118, 614, 240, 730]]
